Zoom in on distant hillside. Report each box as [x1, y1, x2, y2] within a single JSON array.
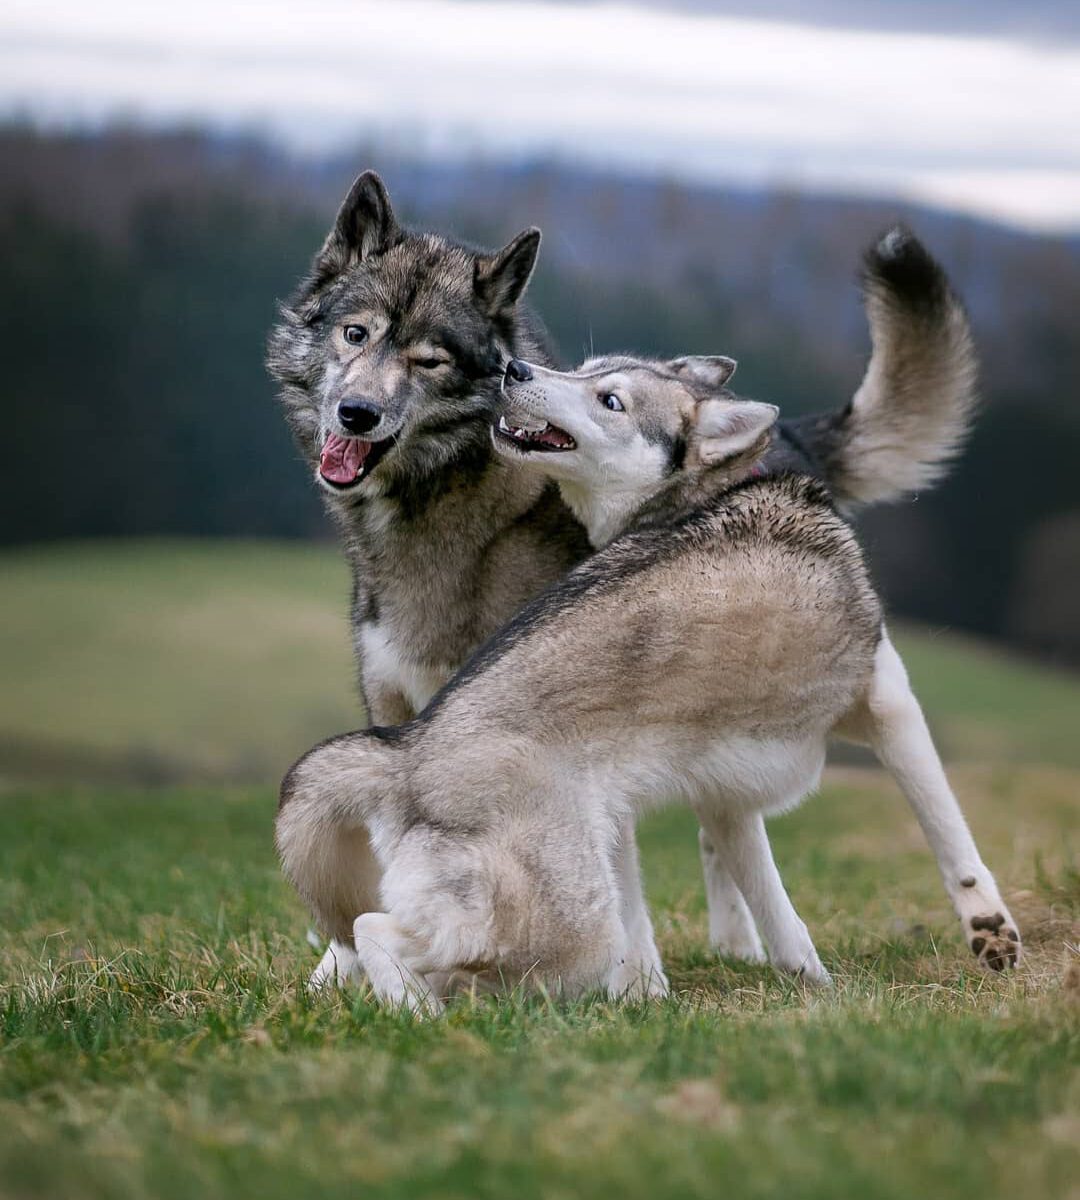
[[2, 125, 1079, 662]]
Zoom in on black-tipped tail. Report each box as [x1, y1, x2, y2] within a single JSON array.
[[861, 225, 952, 319], [796, 227, 978, 509]]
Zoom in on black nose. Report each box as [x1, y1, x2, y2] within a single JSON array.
[[505, 358, 533, 384], [337, 399, 381, 435]]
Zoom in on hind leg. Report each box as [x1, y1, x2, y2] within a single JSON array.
[[844, 630, 1020, 970], [697, 807, 830, 984], [276, 801, 383, 992], [305, 681, 420, 991], [698, 826, 767, 963], [353, 913, 445, 1016], [297, 823, 384, 992]]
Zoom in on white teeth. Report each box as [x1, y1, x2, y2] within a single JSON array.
[[498, 415, 537, 441]]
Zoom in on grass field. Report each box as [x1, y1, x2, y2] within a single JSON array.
[[2, 541, 1079, 1200]]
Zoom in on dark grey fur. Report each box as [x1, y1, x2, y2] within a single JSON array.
[[267, 173, 591, 720]]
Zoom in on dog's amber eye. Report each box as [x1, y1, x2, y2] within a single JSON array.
[[343, 324, 368, 346], [600, 393, 625, 412]]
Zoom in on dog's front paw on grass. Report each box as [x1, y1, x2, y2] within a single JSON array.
[[608, 960, 671, 1002], [307, 940, 365, 992], [968, 912, 1021, 971], [794, 963, 834, 989]]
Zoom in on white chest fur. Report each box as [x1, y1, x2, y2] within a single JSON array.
[[358, 620, 450, 715]]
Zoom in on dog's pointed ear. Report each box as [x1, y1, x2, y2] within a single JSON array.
[[474, 228, 541, 316], [693, 399, 778, 467], [669, 356, 738, 390], [314, 171, 400, 282]]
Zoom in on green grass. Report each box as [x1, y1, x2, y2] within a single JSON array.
[[3, 540, 1080, 783], [2, 540, 1079, 1198], [894, 627, 1080, 768], [0, 540, 358, 782], [1, 783, 1077, 1200]]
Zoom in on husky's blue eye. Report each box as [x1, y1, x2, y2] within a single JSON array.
[[600, 393, 625, 412], [343, 324, 368, 346]]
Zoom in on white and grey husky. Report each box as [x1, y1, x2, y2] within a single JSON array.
[[277, 240, 1020, 1009]]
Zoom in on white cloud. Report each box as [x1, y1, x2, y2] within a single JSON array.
[[2, 0, 1079, 232]]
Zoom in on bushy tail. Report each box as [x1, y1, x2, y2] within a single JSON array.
[[793, 227, 978, 508], [276, 731, 399, 943]]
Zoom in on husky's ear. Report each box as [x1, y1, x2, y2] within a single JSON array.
[[669, 355, 738, 390], [693, 399, 778, 467], [315, 171, 400, 282], [474, 228, 541, 316]]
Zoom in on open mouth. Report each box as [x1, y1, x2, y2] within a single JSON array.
[[318, 433, 392, 489], [493, 415, 576, 453]]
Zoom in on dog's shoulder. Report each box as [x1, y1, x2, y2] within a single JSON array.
[[693, 473, 850, 551]]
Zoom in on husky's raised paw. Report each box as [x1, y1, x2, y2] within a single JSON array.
[[967, 912, 1021, 971]]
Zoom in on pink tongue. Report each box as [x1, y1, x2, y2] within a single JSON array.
[[320, 434, 369, 485]]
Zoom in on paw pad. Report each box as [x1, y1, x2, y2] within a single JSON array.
[[968, 914, 1020, 971]]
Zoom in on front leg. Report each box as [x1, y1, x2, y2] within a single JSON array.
[[309, 939, 363, 990], [364, 679, 418, 729], [612, 817, 669, 998], [698, 826, 767, 963]]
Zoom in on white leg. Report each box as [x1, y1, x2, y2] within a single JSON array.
[[698, 826, 767, 962], [857, 631, 1020, 970], [309, 938, 364, 991], [353, 913, 445, 1016], [612, 817, 669, 998], [698, 808, 830, 984]]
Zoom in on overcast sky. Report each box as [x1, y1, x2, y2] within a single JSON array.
[[3, 0, 1079, 233], [577, 0, 1080, 41]]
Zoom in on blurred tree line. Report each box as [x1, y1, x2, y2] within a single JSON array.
[[2, 126, 1079, 664]]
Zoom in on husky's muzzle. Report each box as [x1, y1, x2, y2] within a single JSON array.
[[318, 397, 396, 489], [494, 360, 577, 453]]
